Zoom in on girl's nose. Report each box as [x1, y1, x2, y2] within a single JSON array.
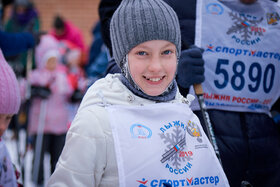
[[148, 55, 162, 72]]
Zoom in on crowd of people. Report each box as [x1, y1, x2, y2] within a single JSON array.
[[1, 0, 280, 187], [1, 0, 104, 186]]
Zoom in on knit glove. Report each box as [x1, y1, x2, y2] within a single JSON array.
[[176, 46, 205, 89], [31, 85, 51, 99]]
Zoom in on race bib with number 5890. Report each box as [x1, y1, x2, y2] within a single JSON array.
[[191, 0, 280, 114]]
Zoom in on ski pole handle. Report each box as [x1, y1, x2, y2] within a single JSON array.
[[193, 84, 203, 95]]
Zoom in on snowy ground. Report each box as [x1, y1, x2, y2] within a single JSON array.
[[3, 129, 51, 187]]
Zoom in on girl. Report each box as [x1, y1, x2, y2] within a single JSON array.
[[0, 50, 21, 187], [47, 0, 229, 186]]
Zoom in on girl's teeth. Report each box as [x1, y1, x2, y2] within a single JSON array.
[[149, 78, 161, 82]]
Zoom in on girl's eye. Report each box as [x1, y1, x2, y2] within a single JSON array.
[[162, 50, 173, 55], [137, 51, 147, 56]]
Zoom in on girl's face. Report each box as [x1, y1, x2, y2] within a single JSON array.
[[128, 40, 177, 96], [46, 57, 57, 71], [0, 114, 13, 137]]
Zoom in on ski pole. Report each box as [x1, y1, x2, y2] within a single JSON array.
[[32, 99, 47, 184], [193, 84, 222, 165], [25, 49, 33, 100], [194, 84, 254, 187], [21, 49, 34, 184]]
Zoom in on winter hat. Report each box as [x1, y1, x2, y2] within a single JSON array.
[[110, 0, 181, 70], [35, 34, 60, 69], [0, 50, 21, 114]]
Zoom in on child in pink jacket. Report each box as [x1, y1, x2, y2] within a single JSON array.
[[27, 34, 73, 186]]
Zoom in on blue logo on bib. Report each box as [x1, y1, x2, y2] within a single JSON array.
[[130, 124, 152, 139], [206, 3, 224, 15]]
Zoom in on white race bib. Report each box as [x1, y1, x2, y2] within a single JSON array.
[[107, 103, 229, 187], [191, 0, 280, 114]]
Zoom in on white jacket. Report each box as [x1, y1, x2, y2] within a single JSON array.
[[47, 74, 190, 187]]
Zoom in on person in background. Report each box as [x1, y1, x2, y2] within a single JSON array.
[[3, 0, 40, 140], [4, 0, 40, 33], [63, 48, 87, 127], [0, 50, 22, 187], [27, 34, 73, 186], [0, 0, 37, 57], [1, 3, 42, 182], [4, 0, 40, 77], [85, 21, 109, 84], [50, 15, 87, 67], [86, 21, 103, 71], [191, 1, 280, 186], [47, 0, 229, 186]]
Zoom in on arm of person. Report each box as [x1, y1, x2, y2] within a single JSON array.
[[46, 108, 107, 186], [0, 31, 35, 57], [98, 0, 122, 57], [164, 0, 197, 50]]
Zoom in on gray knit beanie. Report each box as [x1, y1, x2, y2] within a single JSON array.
[[110, 0, 181, 70]]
